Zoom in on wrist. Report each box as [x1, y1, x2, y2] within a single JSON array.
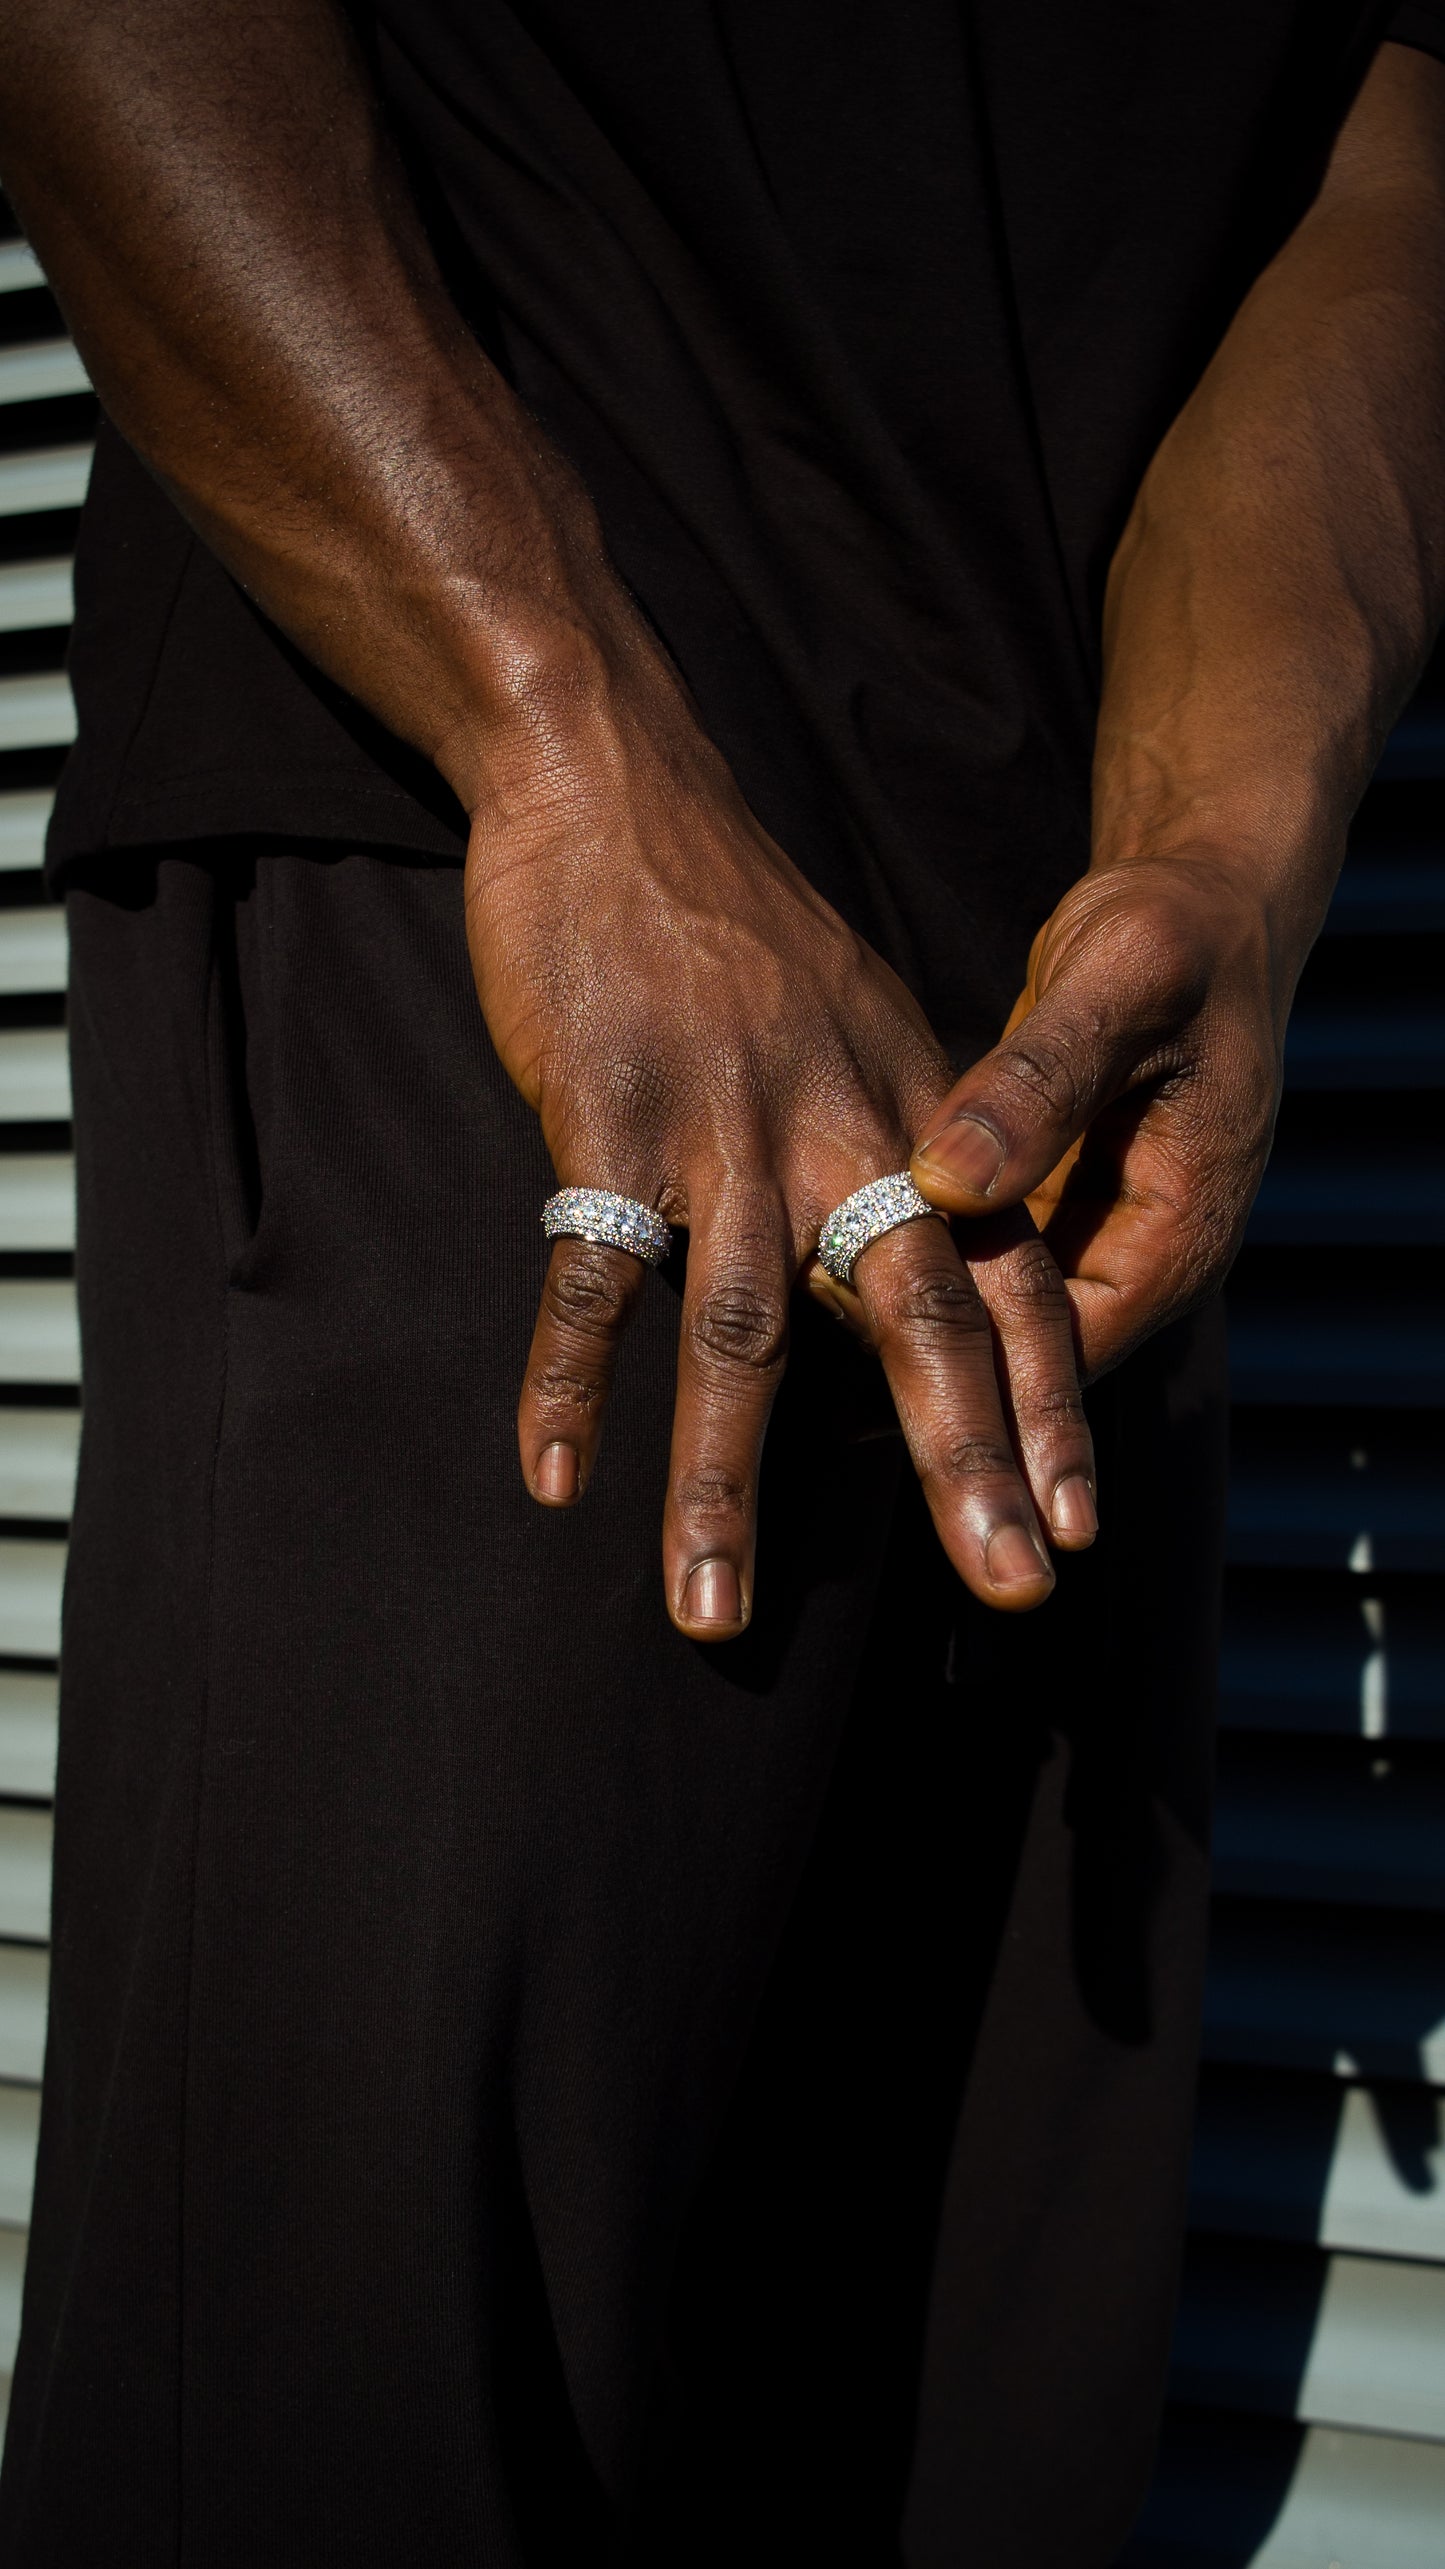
[[433, 563, 722, 855], [425, 545, 664, 819], [1089, 747, 1350, 985]]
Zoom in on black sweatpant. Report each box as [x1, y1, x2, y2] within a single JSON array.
[[0, 848, 1226, 2567]]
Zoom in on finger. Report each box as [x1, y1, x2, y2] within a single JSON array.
[[664, 1194, 792, 1641], [853, 1217, 1056, 1612], [961, 1208, 1098, 1547], [908, 920, 1193, 1215], [802, 1256, 878, 1348], [518, 1235, 649, 1505], [909, 986, 1142, 1214], [1044, 1091, 1241, 1381]]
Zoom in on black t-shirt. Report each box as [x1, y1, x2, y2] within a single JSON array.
[[49, 0, 1445, 1056]]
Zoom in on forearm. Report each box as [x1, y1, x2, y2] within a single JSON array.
[[1093, 41, 1445, 970], [0, 0, 646, 810]]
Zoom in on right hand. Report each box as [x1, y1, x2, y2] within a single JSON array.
[[463, 632, 1100, 1642]]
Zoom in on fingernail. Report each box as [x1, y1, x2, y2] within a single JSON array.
[[1051, 1475, 1098, 1543], [535, 1441, 578, 1503], [684, 1558, 743, 1629], [914, 1115, 1006, 1197], [986, 1523, 1052, 1589]]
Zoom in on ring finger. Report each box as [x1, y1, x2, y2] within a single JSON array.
[[851, 1215, 1057, 1611]]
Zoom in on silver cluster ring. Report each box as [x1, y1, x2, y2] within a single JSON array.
[[816, 1171, 941, 1287], [542, 1187, 675, 1270]]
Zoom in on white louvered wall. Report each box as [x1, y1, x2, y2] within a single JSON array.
[[0, 220, 1441, 2559], [1124, 719, 1445, 2543], [0, 217, 83, 2433]]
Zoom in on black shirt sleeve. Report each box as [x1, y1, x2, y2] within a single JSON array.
[[1385, 3, 1445, 62]]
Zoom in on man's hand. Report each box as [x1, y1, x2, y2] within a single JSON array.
[[467, 641, 1098, 1639], [910, 851, 1286, 1380], [911, 38, 1445, 1371], [0, 0, 1099, 1641], [3, 12, 1442, 1639]]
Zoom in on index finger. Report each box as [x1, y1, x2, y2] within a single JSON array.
[[1041, 1091, 1245, 1379], [518, 1235, 649, 1504]]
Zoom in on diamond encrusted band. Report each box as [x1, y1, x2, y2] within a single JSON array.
[[816, 1171, 940, 1286], [542, 1188, 675, 1270]]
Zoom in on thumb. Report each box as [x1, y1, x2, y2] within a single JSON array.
[[909, 962, 1147, 1213]]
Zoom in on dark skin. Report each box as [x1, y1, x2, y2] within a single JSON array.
[[0, 10, 1441, 1639]]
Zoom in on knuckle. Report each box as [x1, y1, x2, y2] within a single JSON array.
[[996, 1032, 1083, 1124], [998, 1237, 1070, 1316], [1133, 903, 1208, 1006], [672, 1460, 753, 1526], [690, 1280, 788, 1375], [889, 1269, 990, 1341], [525, 1354, 606, 1421], [1016, 1380, 1089, 1437], [594, 1045, 672, 1138], [938, 1433, 1019, 1485], [541, 1246, 636, 1340]]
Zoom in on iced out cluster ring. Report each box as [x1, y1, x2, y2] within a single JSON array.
[[815, 1173, 940, 1288], [541, 1188, 675, 1270]]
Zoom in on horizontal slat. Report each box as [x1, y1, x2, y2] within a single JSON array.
[[1213, 1739, 1445, 1910], [0, 2084, 38, 2228], [1227, 1287, 1445, 1407], [0, 1283, 78, 1385], [1375, 711, 1445, 778], [0, 675, 74, 758], [0, 341, 88, 406], [0, 791, 53, 873], [0, 1029, 69, 1122], [1204, 1901, 1445, 2084], [1124, 2410, 1445, 2569], [0, 1158, 74, 1251], [1228, 1416, 1444, 1573], [0, 445, 91, 519], [0, 1674, 56, 1801], [1283, 1000, 1445, 1090], [0, 1946, 49, 2083], [0, 1409, 77, 1520], [0, 2223, 23, 2374], [0, 1540, 66, 1658], [1325, 844, 1445, 935], [0, 559, 71, 638], [0, 1808, 50, 1942], [1190, 2071, 1445, 2260], [1220, 1579, 1445, 1740], [1172, 2238, 1445, 2439], [0, 675, 75, 754], [1248, 1138, 1445, 1245], [0, 244, 44, 298], [0, 910, 66, 996]]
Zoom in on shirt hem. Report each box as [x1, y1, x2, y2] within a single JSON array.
[[46, 763, 468, 883]]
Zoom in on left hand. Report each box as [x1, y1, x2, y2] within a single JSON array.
[[906, 849, 1303, 1379]]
